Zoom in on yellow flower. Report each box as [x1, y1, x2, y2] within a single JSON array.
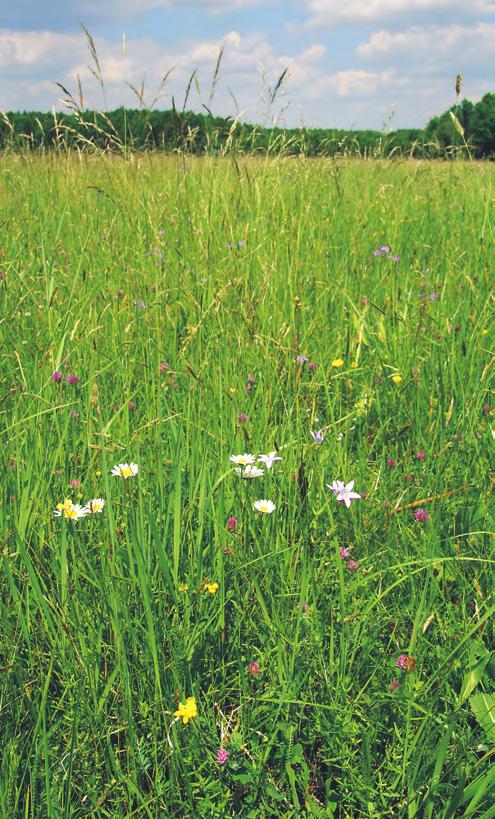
[[207, 582, 219, 594], [56, 498, 73, 511], [228, 387, 237, 395], [174, 696, 197, 724], [95, 470, 102, 477], [350, 362, 358, 369], [178, 583, 189, 593], [391, 374, 402, 384], [331, 358, 344, 368]]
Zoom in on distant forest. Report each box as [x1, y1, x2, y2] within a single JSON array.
[[1, 93, 495, 157]]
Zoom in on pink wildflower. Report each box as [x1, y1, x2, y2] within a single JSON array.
[[215, 748, 229, 765], [414, 508, 430, 522], [247, 661, 260, 675], [416, 450, 426, 461]]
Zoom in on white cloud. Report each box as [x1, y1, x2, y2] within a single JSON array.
[[302, 0, 495, 28], [358, 22, 495, 66]]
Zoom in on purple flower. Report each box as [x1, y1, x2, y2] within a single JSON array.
[[296, 354, 309, 365], [51, 370, 63, 383], [339, 547, 349, 559], [307, 361, 318, 370], [347, 559, 358, 571], [430, 291, 440, 302], [67, 373, 80, 385], [227, 516, 238, 533], [389, 254, 400, 263], [310, 429, 324, 445], [215, 748, 229, 765], [414, 508, 430, 522], [373, 245, 391, 256], [386, 458, 396, 469], [389, 679, 399, 691], [416, 450, 426, 461], [237, 413, 249, 425]]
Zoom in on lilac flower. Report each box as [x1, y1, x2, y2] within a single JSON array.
[[326, 480, 361, 509], [51, 370, 63, 383], [296, 354, 309, 365], [373, 245, 391, 256], [430, 291, 440, 301], [414, 508, 430, 522], [389, 254, 400, 263], [258, 451, 282, 469], [215, 748, 229, 765], [310, 430, 324, 445], [386, 458, 396, 469], [67, 373, 80, 385]]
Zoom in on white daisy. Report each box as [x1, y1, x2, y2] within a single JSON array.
[[111, 463, 139, 479], [235, 464, 265, 479], [257, 451, 282, 469], [230, 454, 256, 466], [54, 501, 89, 521], [85, 498, 106, 514], [253, 499, 276, 514]]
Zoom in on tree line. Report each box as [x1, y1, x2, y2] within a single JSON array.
[[1, 93, 494, 157]]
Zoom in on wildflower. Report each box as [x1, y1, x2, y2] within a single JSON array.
[[389, 254, 400, 263], [331, 358, 344, 368], [307, 361, 318, 370], [54, 501, 89, 521], [9, 458, 14, 471], [246, 384, 252, 394], [396, 655, 417, 673], [416, 450, 426, 461], [389, 679, 399, 691], [230, 453, 255, 466], [373, 245, 390, 256], [216, 748, 229, 765], [296, 354, 308, 365], [86, 498, 105, 514], [71, 409, 78, 418], [70, 479, 81, 488], [404, 473, 413, 482], [111, 463, 139, 479], [310, 430, 324, 445], [10, 495, 14, 504], [386, 458, 396, 469], [207, 582, 219, 594], [235, 464, 265, 479], [159, 361, 169, 372], [247, 661, 260, 675], [327, 480, 361, 509], [350, 362, 358, 369], [247, 374, 255, 384], [257, 451, 282, 469], [299, 602, 309, 612], [178, 583, 188, 592], [128, 401, 135, 410], [414, 508, 430, 522], [51, 370, 63, 383], [430, 291, 440, 301], [67, 373, 80, 385], [173, 696, 197, 724], [253, 499, 275, 514], [339, 547, 349, 559], [347, 559, 358, 571], [237, 413, 249, 424], [391, 374, 402, 384], [227, 516, 238, 532]]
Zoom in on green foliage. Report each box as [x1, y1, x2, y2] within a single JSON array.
[[0, 154, 494, 816]]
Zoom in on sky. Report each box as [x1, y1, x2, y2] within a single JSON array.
[[1, 0, 495, 129]]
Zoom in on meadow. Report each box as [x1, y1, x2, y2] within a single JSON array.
[[0, 152, 494, 817]]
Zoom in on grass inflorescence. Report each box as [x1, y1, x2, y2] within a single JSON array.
[[0, 152, 494, 817]]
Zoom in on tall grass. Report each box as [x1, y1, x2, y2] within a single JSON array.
[[0, 151, 494, 816]]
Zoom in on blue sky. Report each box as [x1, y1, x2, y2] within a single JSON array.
[[1, 0, 495, 129]]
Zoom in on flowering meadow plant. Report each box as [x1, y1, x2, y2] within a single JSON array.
[[3, 154, 491, 817]]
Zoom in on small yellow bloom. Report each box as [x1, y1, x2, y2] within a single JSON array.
[[207, 582, 219, 594], [392, 374, 402, 384], [173, 696, 197, 725], [350, 362, 358, 369], [331, 358, 344, 368], [95, 470, 102, 477], [229, 387, 237, 395], [178, 583, 189, 593], [56, 498, 73, 511]]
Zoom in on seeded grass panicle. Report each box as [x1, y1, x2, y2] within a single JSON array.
[[0, 150, 493, 818]]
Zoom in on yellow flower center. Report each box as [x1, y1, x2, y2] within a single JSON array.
[[120, 467, 133, 477], [64, 508, 77, 519]]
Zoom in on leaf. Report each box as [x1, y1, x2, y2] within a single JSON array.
[[459, 649, 491, 704], [469, 693, 495, 743]]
